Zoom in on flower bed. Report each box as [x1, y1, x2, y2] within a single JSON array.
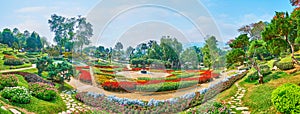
[[29, 82, 58, 101], [76, 66, 92, 84], [2, 86, 31, 104], [2, 72, 54, 85], [0, 74, 18, 90], [76, 70, 248, 113]]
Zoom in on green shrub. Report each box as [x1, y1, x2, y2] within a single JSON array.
[[4, 58, 24, 66], [0, 74, 18, 90], [2, 51, 13, 55], [1, 86, 31, 104], [260, 65, 271, 75], [16, 54, 27, 58], [136, 81, 198, 92], [29, 82, 57, 101], [28, 58, 38, 63], [271, 83, 300, 113], [274, 62, 294, 70]]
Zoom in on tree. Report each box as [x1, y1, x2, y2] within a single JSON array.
[[41, 37, 49, 48], [226, 48, 245, 66], [12, 42, 19, 51], [47, 61, 74, 90], [48, 14, 76, 55], [114, 42, 123, 51], [160, 36, 182, 68], [125, 46, 134, 58], [238, 21, 266, 40], [290, 0, 300, 6], [36, 56, 53, 76], [75, 16, 93, 55], [26, 32, 38, 51], [262, 11, 300, 64], [180, 47, 199, 69], [2, 28, 14, 47], [202, 36, 220, 69], [147, 41, 163, 60], [36, 35, 43, 51]]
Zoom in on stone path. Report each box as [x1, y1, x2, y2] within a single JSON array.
[[58, 93, 91, 114], [0, 64, 36, 73], [0, 99, 33, 114], [227, 83, 251, 114]]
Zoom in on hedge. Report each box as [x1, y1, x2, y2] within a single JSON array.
[[271, 83, 300, 113], [274, 61, 294, 70]]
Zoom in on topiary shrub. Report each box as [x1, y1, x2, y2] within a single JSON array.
[[1, 86, 31, 104], [2, 51, 13, 55], [4, 58, 24, 66], [271, 83, 300, 113], [29, 82, 57, 101], [0, 74, 18, 90], [274, 62, 294, 70]]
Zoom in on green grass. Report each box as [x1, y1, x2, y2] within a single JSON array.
[[0, 74, 67, 114], [216, 84, 238, 102], [0, 95, 66, 114], [241, 73, 300, 113], [15, 75, 29, 88]]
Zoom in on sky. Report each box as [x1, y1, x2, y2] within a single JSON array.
[[0, 0, 295, 48]]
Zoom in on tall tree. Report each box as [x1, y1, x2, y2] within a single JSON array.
[[26, 32, 38, 51], [48, 14, 76, 55], [290, 0, 300, 6], [262, 11, 300, 64], [2, 28, 14, 47], [75, 16, 93, 55]]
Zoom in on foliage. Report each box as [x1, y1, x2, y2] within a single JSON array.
[[36, 56, 53, 76], [180, 47, 200, 69], [47, 61, 74, 85], [0, 74, 18, 90], [136, 81, 198, 92], [1, 86, 31, 104], [4, 58, 24, 66], [271, 83, 300, 113], [226, 48, 245, 67], [29, 82, 57, 101], [3, 72, 54, 85], [274, 61, 295, 70]]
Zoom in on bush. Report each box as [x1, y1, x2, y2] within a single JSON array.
[[29, 82, 57, 101], [274, 62, 294, 70], [4, 58, 24, 66], [16, 54, 27, 59], [28, 58, 38, 63], [2, 51, 13, 55], [0, 74, 18, 90], [260, 65, 271, 75], [136, 81, 198, 92], [271, 83, 300, 113], [1, 86, 31, 104], [3, 72, 54, 85]]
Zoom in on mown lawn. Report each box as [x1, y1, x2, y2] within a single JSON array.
[[0, 74, 67, 114], [240, 74, 300, 114]]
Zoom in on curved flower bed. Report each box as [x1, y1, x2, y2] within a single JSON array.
[[76, 70, 248, 113], [3, 72, 54, 85], [101, 70, 219, 92], [76, 66, 92, 84]]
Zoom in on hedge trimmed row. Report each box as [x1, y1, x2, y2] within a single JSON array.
[[274, 61, 294, 70]]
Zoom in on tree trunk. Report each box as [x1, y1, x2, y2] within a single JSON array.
[[286, 36, 299, 65], [249, 57, 263, 84]]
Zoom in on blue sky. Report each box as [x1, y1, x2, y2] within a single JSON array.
[[0, 0, 295, 48]]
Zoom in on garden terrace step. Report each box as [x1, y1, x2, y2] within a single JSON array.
[[9, 108, 21, 114], [1, 106, 7, 110]]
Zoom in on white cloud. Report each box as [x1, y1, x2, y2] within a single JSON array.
[[15, 6, 48, 13]]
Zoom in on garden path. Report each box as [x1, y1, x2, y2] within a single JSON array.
[[227, 83, 251, 114], [0, 98, 34, 114], [0, 64, 36, 73], [67, 70, 238, 101]]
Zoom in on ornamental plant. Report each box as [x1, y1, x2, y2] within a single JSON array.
[[272, 83, 300, 113], [29, 82, 57, 101], [0, 74, 18, 90], [1, 86, 31, 104]]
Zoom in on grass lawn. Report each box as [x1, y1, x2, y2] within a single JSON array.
[[240, 74, 300, 113], [215, 82, 238, 102], [0, 74, 66, 114]]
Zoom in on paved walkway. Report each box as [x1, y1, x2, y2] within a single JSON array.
[[227, 83, 251, 114], [67, 70, 237, 101], [0, 64, 36, 73]]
